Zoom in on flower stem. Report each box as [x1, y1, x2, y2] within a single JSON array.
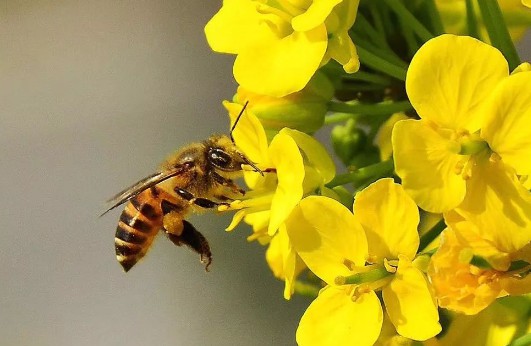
[[327, 100, 413, 116], [465, 0, 480, 39], [342, 71, 391, 86], [356, 45, 408, 81], [382, 0, 434, 42], [419, 219, 446, 252], [294, 281, 320, 299], [423, 0, 444, 35], [476, 0, 520, 70], [508, 333, 531, 346], [326, 160, 394, 188]]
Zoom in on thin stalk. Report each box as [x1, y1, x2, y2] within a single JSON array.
[[465, 0, 480, 39], [382, 0, 434, 42], [328, 100, 413, 116], [477, 0, 520, 70], [352, 32, 408, 68], [423, 0, 444, 35], [419, 219, 446, 252], [356, 45, 407, 81], [326, 160, 394, 188], [342, 71, 391, 86]]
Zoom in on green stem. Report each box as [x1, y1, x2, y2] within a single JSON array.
[[328, 100, 413, 116], [356, 45, 408, 81], [508, 333, 531, 346], [476, 0, 520, 70], [423, 0, 444, 35], [382, 0, 434, 42], [337, 267, 392, 285], [326, 160, 394, 188], [419, 219, 446, 252], [355, 13, 389, 49], [342, 71, 391, 86], [294, 281, 320, 299], [368, 1, 389, 48], [465, 0, 480, 39]]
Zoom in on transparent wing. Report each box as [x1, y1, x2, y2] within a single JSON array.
[[101, 167, 186, 216]]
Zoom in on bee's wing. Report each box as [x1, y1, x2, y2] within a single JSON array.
[[101, 167, 186, 216]]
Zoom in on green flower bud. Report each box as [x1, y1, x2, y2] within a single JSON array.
[[233, 72, 334, 134], [331, 118, 367, 166]]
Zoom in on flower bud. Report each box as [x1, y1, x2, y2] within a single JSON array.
[[331, 118, 367, 165], [232, 71, 334, 135]]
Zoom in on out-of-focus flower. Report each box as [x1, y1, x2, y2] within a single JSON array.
[[436, 0, 531, 41], [392, 34, 531, 255], [435, 296, 531, 346], [205, 0, 360, 97], [286, 179, 441, 345], [428, 216, 531, 315], [230, 72, 334, 136]]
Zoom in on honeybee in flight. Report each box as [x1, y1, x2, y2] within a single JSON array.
[[102, 103, 261, 272]]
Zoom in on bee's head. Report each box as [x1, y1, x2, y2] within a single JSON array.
[[206, 135, 262, 175]]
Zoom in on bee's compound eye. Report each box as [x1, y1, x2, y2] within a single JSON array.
[[208, 148, 232, 168]]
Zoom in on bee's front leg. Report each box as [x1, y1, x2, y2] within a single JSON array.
[[211, 171, 245, 196]]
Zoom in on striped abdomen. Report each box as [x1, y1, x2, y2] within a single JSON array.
[[115, 188, 163, 272]]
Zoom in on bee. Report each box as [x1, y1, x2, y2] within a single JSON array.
[[102, 104, 261, 272]]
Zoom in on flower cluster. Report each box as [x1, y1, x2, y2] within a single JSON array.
[[203, 1, 531, 345]]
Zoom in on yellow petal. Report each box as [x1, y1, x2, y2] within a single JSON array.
[[383, 259, 441, 340], [353, 179, 420, 261], [267, 133, 305, 235], [291, 0, 342, 32], [481, 72, 531, 175], [285, 196, 368, 285], [392, 119, 466, 213], [453, 157, 531, 254], [375, 112, 409, 161], [205, 0, 276, 54], [406, 35, 508, 131], [234, 25, 327, 97], [326, 30, 360, 73], [297, 287, 383, 346], [280, 128, 336, 183], [266, 225, 305, 300]]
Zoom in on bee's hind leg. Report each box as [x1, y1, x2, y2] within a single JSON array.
[[164, 220, 212, 271]]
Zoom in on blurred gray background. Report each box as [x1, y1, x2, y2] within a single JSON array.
[[1, 1, 310, 345], [0, 2, 529, 346]]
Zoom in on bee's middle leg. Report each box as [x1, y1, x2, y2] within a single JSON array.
[[174, 187, 230, 209]]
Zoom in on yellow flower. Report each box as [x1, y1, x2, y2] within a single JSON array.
[[428, 217, 531, 315], [231, 71, 334, 136], [286, 179, 441, 345], [374, 112, 409, 161], [436, 0, 531, 41], [435, 296, 531, 346], [392, 34, 531, 254], [222, 102, 335, 298], [205, 0, 360, 97]]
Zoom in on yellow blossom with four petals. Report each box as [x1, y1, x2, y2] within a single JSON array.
[[205, 0, 360, 97], [286, 179, 441, 345]]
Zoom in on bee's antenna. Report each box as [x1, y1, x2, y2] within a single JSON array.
[[230, 101, 249, 143]]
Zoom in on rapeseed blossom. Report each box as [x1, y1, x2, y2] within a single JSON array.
[[392, 34, 531, 253], [286, 179, 441, 345], [205, 0, 360, 97], [202, 1, 530, 344]]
